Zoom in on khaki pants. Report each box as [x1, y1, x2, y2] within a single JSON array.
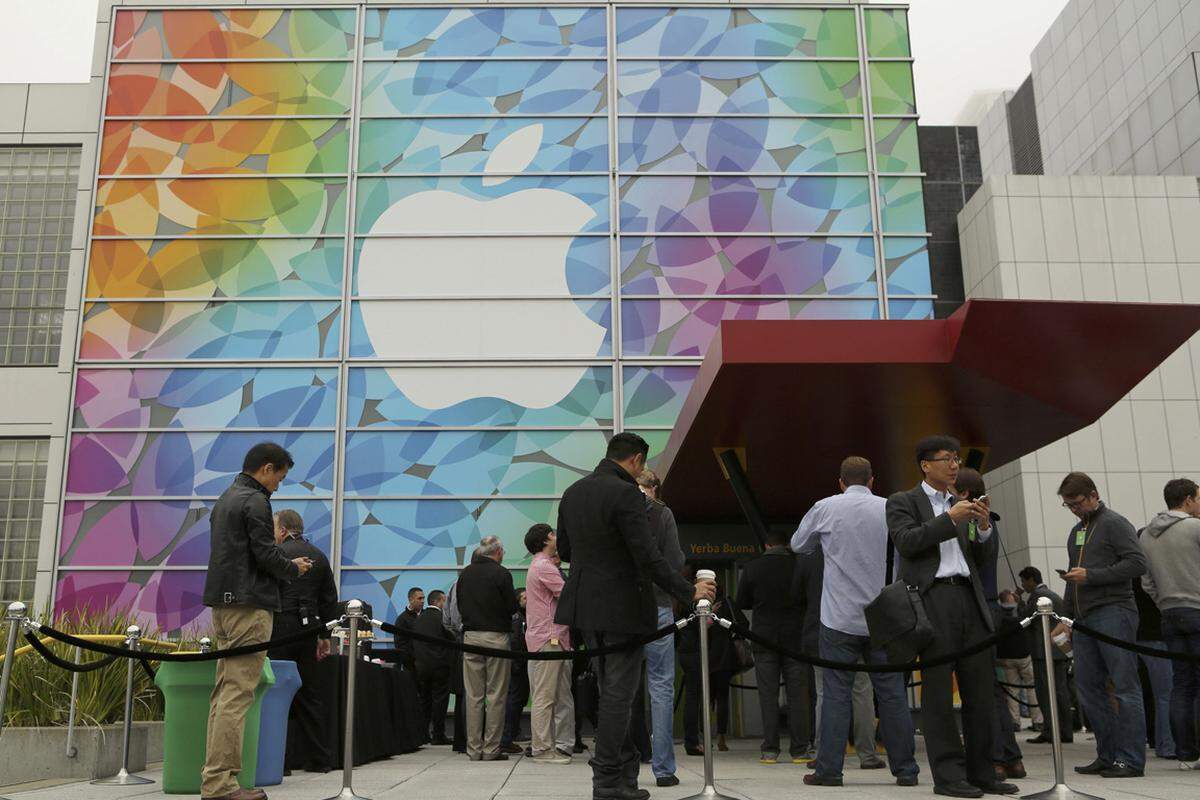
[[463, 631, 511, 758], [528, 643, 575, 755], [201, 606, 272, 798]]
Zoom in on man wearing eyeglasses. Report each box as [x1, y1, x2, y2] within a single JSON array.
[[886, 435, 1013, 798], [1054, 471, 1147, 779]]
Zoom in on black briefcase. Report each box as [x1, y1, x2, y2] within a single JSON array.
[[864, 579, 935, 663]]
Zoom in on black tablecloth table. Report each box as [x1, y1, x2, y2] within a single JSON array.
[[300, 655, 425, 768]]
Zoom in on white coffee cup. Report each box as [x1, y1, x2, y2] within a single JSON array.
[[696, 569, 716, 583]]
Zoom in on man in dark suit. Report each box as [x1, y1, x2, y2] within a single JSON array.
[[886, 435, 1016, 798], [413, 589, 455, 746], [1017, 567, 1073, 745], [393, 587, 424, 672], [556, 433, 715, 800]]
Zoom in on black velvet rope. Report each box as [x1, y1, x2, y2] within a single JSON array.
[[1067, 618, 1200, 664], [997, 680, 1036, 690], [380, 618, 685, 660], [22, 632, 119, 673], [34, 620, 328, 662]]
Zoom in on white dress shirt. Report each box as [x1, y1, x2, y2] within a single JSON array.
[[922, 481, 991, 578]]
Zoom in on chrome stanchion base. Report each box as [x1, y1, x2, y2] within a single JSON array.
[[91, 768, 155, 786], [1022, 785, 1104, 800], [325, 788, 372, 800], [680, 785, 741, 800]]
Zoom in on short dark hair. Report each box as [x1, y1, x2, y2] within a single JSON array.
[[243, 441, 294, 473], [273, 508, 304, 534], [1057, 471, 1097, 498], [1018, 566, 1042, 584], [407, 586, 424, 600], [607, 432, 650, 462], [525, 523, 554, 555], [765, 530, 789, 547], [915, 435, 961, 466], [955, 468, 986, 500], [840, 456, 872, 486], [1164, 478, 1199, 510], [427, 589, 446, 605]]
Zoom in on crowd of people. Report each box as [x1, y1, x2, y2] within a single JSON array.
[[197, 437, 1200, 800]]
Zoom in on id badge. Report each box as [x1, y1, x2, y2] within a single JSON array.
[[968, 520, 977, 542], [1074, 529, 1085, 547], [302, 615, 310, 626]]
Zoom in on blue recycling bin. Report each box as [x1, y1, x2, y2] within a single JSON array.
[[255, 660, 302, 787]]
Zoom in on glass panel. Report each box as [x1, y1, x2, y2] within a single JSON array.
[[341, 498, 560, 568], [888, 298, 933, 320], [79, 301, 342, 360], [352, 236, 609, 297], [622, 365, 700, 428], [65, 431, 335, 497], [620, 235, 877, 296], [88, 239, 344, 299], [112, 8, 357, 60], [360, 61, 608, 117], [348, 300, 612, 359], [60, 499, 333, 566], [358, 118, 608, 174], [73, 367, 340, 429], [616, 7, 858, 58], [346, 366, 614, 428], [100, 120, 350, 176], [342, 429, 610, 497], [355, 176, 609, 235], [93, 178, 348, 237], [363, 7, 607, 58], [618, 61, 861, 115], [884, 237, 932, 296], [879, 177, 927, 233], [341, 569, 463, 628], [621, 298, 880, 357], [619, 176, 872, 234], [55, 570, 211, 635], [868, 62, 916, 115], [618, 117, 866, 174], [873, 118, 921, 173], [107, 62, 354, 117], [864, 8, 912, 58], [626, 428, 673, 471]]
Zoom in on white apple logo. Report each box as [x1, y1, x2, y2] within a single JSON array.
[[356, 123, 607, 409]]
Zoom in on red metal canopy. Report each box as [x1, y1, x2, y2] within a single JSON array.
[[658, 299, 1200, 523]]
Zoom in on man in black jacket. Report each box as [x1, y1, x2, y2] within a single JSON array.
[[886, 435, 1012, 798], [555, 433, 714, 800], [394, 587, 425, 673], [201, 442, 312, 800], [1018, 567, 1072, 745], [268, 508, 338, 773], [457, 535, 519, 761], [414, 589, 455, 745]]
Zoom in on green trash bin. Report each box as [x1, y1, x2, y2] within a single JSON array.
[[155, 659, 276, 794]]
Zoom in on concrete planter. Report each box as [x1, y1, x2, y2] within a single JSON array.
[[0, 721, 164, 784]]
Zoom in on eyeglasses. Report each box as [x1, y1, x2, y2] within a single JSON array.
[[924, 456, 962, 465], [1061, 497, 1090, 510]]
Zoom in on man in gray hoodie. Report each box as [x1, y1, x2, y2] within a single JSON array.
[[1141, 478, 1200, 768]]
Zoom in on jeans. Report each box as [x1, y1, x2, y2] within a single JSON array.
[[814, 668, 881, 764], [645, 606, 677, 778], [1162, 607, 1200, 761], [813, 625, 918, 780], [1135, 640, 1175, 756], [754, 645, 810, 757], [1073, 605, 1146, 770]]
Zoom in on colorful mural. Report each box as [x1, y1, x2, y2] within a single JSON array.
[[59, 5, 928, 632]]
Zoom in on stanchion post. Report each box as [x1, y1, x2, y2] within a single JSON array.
[[200, 636, 212, 654], [681, 597, 736, 800], [92, 625, 154, 786], [66, 645, 81, 758], [1021, 598, 1100, 800], [324, 599, 371, 800], [0, 601, 28, 742]]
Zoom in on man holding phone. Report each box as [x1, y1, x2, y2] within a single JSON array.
[[201, 443, 313, 800]]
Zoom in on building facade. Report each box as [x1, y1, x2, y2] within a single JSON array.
[[0, 1, 931, 632]]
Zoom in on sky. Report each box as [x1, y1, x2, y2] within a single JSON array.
[[1, 0, 1070, 125]]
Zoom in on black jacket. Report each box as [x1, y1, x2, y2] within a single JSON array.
[[202, 473, 300, 611], [276, 534, 338, 638], [556, 460, 695, 635], [457, 554, 518, 633], [413, 605, 455, 673], [885, 484, 994, 632], [796, 544, 824, 655], [1063, 503, 1145, 618], [394, 607, 420, 669], [736, 545, 805, 650], [1023, 584, 1067, 661]]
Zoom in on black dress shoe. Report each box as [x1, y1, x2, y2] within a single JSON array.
[[500, 743, 524, 754], [971, 781, 1019, 795], [685, 745, 704, 757], [803, 773, 844, 786], [1099, 763, 1143, 778], [933, 781, 984, 798], [593, 788, 650, 800], [656, 775, 680, 787], [897, 775, 919, 787], [1074, 759, 1112, 775], [573, 742, 588, 754], [1026, 735, 1053, 744]]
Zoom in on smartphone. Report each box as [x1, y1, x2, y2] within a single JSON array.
[[976, 494, 989, 504], [1055, 568, 1068, 577]]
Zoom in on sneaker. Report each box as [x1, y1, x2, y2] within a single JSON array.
[[531, 751, 572, 765], [556, 746, 574, 759], [1179, 759, 1200, 770], [760, 752, 779, 765]]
